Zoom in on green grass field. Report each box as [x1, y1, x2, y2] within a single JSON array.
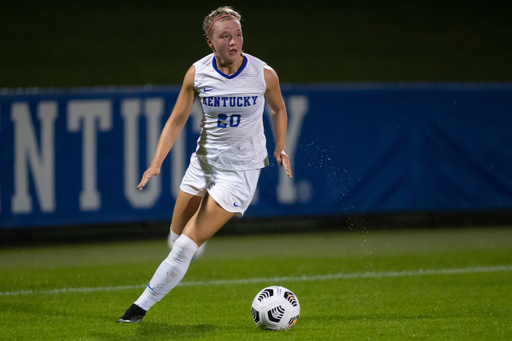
[[1, 227, 512, 340]]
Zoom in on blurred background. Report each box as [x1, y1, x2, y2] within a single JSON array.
[[1, 0, 512, 87], [1, 0, 511, 245]]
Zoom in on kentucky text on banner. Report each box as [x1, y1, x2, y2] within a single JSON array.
[[1, 83, 511, 228]]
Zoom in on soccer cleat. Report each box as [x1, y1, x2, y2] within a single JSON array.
[[116, 304, 146, 323]]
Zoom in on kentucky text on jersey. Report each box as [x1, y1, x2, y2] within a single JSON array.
[[201, 96, 259, 107]]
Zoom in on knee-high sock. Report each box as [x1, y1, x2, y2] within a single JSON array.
[[167, 230, 181, 249], [135, 234, 198, 311]]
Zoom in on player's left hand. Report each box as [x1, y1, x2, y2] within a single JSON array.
[[275, 150, 293, 178]]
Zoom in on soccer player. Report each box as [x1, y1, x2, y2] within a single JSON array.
[[117, 6, 292, 323]]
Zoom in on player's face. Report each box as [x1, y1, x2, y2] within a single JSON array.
[[209, 19, 243, 64]]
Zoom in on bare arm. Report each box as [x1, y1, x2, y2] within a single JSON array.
[[137, 66, 196, 190], [264, 67, 293, 178]]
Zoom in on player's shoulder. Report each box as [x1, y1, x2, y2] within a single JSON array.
[[244, 53, 267, 69], [193, 53, 214, 70], [242, 53, 273, 90]]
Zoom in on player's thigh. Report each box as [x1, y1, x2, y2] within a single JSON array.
[[170, 190, 203, 235], [182, 192, 234, 246]]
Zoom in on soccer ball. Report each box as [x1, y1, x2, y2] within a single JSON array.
[[251, 286, 300, 330]]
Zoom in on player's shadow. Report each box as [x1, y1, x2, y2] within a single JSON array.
[[140, 322, 215, 338], [93, 322, 215, 340]]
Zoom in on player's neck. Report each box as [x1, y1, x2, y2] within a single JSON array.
[[215, 54, 244, 76]]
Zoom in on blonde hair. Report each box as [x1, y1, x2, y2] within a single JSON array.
[[202, 6, 242, 37]]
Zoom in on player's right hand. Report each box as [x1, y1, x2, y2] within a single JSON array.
[[137, 166, 161, 190]]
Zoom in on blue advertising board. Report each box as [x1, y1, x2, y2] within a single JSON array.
[[1, 83, 511, 228]]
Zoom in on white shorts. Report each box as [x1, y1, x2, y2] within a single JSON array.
[[180, 154, 260, 217]]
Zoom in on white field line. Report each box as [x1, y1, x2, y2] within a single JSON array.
[[1, 265, 511, 297]]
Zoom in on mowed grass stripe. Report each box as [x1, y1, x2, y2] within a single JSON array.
[[2, 264, 511, 297]]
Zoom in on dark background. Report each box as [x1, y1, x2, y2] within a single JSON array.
[[1, 0, 511, 245], [1, 0, 511, 88]]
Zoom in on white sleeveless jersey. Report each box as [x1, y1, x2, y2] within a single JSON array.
[[193, 53, 269, 171]]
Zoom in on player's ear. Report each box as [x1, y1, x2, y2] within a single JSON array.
[[205, 36, 214, 50]]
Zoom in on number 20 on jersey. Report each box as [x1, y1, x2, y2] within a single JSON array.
[[217, 114, 241, 128]]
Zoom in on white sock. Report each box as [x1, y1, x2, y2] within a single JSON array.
[[134, 234, 198, 311], [167, 230, 180, 249]]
